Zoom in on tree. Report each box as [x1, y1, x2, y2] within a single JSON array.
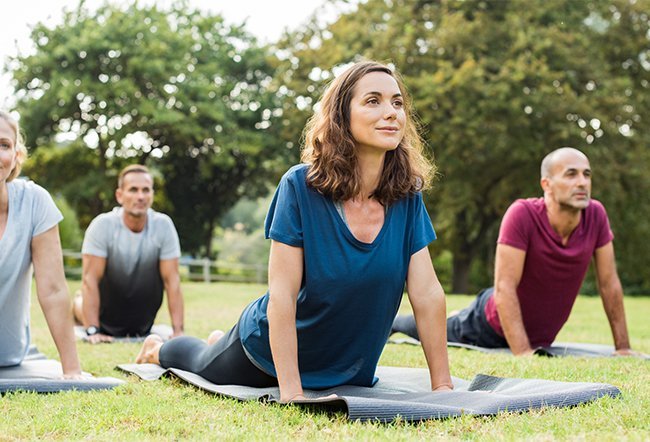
[[273, 0, 650, 292], [10, 1, 288, 256], [53, 195, 84, 251]]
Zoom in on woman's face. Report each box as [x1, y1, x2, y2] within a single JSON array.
[[348, 71, 406, 155], [0, 119, 17, 184]]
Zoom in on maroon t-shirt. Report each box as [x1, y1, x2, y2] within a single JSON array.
[[484, 197, 613, 347]]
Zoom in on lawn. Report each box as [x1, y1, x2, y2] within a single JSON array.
[[1, 281, 648, 441]]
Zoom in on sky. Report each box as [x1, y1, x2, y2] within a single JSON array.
[[1, 0, 355, 108]]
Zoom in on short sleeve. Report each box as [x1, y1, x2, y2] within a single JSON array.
[[592, 201, 614, 249], [158, 215, 182, 260], [409, 193, 437, 255], [81, 216, 109, 258], [497, 200, 531, 251], [264, 168, 303, 247], [31, 183, 63, 237]]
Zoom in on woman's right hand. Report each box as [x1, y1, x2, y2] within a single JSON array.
[[280, 393, 338, 403]]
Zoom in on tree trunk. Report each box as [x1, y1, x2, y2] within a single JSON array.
[[204, 218, 215, 259], [451, 210, 475, 294], [451, 252, 472, 294]]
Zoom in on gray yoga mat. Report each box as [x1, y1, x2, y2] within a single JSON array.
[[74, 324, 173, 343], [390, 337, 650, 359], [0, 347, 125, 394], [117, 363, 620, 422]]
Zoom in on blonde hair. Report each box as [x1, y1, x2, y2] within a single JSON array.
[[301, 61, 435, 205], [0, 111, 28, 182]]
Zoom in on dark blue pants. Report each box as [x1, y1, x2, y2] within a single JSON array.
[[392, 288, 508, 348]]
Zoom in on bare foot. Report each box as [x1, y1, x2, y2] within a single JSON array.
[[135, 335, 164, 364], [207, 330, 225, 345]]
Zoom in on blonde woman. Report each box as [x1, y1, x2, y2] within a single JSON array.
[[0, 111, 82, 378]]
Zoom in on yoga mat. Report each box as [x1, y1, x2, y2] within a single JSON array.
[[116, 364, 620, 423], [390, 337, 650, 359], [25, 345, 47, 361], [74, 324, 173, 343], [0, 348, 125, 394]]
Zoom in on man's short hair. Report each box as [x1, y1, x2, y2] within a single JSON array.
[[118, 164, 152, 188]]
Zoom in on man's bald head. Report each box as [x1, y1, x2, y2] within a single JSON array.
[[540, 147, 589, 179]]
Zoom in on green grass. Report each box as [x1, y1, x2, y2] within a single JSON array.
[[1, 282, 648, 441]]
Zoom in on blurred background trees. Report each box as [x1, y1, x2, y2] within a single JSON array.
[[271, 0, 650, 293], [7, 0, 650, 292], [12, 1, 289, 257]]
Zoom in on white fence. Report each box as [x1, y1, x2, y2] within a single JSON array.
[[62, 250, 267, 284]]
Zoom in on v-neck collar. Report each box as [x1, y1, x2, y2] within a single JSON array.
[[542, 207, 584, 247], [327, 198, 392, 248]]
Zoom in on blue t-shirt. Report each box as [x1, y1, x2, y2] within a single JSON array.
[[238, 164, 436, 389]]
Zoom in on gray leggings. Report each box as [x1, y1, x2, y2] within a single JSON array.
[[158, 321, 278, 387]]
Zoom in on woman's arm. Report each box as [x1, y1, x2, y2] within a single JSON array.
[[267, 240, 305, 402], [32, 225, 82, 378], [406, 247, 453, 390]]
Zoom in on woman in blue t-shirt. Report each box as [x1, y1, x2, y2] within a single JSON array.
[[136, 61, 453, 401], [0, 110, 82, 377]]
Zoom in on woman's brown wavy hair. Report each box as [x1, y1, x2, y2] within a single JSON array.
[[301, 61, 435, 206]]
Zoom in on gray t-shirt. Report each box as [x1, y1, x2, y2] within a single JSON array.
[[81, 207, 181, 336], [0, 180, 63, 366]]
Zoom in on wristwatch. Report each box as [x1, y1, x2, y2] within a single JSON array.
[[86, 326, 100, 336]]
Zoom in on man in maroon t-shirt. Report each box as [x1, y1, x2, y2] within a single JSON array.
[[393, 147, 636, 356]]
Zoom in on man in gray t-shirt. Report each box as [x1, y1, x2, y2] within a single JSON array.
[[73, 165, 184, 343]]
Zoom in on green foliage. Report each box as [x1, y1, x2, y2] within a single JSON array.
[[431, 248, 453, 293], [214, 227, 270, 267], [10, 1, 290, 256], [9, 0, 650, 290], [213, 193, 273, 266], [22, 142, 120, 227], [52, 195, 83, 251], [273, 0, 650, 292], [6, 281, 649, 440], [219, 192, 272, 234]]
